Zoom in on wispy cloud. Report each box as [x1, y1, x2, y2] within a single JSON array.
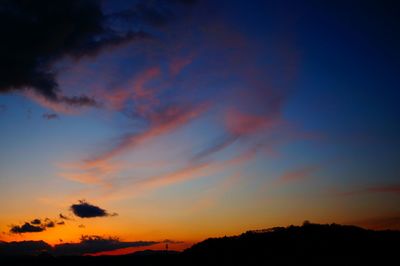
[[338, 184, 400, 196], [52, 0, 300, 204], [42, 112, 59, 120], [278, 165, 320, 183], [88, 103, 209, 164], [104, 148, 259, 201], [348, 214, 400, 230]]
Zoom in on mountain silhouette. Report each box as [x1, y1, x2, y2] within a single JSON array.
[[181, 222, 399, 265], [1, 222, 399, 265]]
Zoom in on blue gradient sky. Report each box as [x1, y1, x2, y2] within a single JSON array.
[[1, 0, 399, 245]]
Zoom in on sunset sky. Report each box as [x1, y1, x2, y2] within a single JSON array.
[[0, 0, 399, 253]]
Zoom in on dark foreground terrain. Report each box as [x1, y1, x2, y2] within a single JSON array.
[[1, 223, 399, 265]]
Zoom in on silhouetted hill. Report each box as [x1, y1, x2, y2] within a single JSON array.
[[182, 222, 400, 265], [1, 223, 399, 265]]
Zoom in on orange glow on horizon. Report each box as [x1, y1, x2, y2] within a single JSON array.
[[87, 242, 193, 256]]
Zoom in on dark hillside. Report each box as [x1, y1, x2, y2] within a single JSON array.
[[1, 223, 399, 266], [182, 223, 400, 265]]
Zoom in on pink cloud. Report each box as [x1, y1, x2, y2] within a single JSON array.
[[58, 160, 124, 187], [88, 102, 209, 164], [132, 66, 161, 100], [24, 91, 77, 114], [225, 108, 278, 136], [169, 54, 195, 76]]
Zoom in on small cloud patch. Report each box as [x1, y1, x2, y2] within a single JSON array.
[[42, 113, 59, 120], [10, 223, 45, 234], [30, 219, 41, 225], [10, 218, 62, 234]]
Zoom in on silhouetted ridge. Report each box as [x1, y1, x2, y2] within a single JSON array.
[[1, 223, 399, 265], [182, 222, 400, 265]]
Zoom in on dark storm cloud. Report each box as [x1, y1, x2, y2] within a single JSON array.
[[10, 223, 45, 234], [53, 235, 157, 256], [0, 0, 149, 106], [70, 200, 117, 218], [42, 113, 59, 120]]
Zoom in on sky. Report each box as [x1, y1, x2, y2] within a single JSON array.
[[0, 0, 399, 255]]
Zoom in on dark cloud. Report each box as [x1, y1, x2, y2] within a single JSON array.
[[0, 0, 147, 106], [59, 213, 71, 220], [57, 221, 65, 225], [109, 0, 196, 27], [10, 222, 44, 234], [43, 218, 55, 228], [42, 113, 59, 120], [30, 219, 41, 225], [70, 200, 117, 218], [10, 218, 61, 234], [54, 235, 157, 256], [161, 239, 184, 244], [0, 0, 197, 109], [60, 95, 101, 108]]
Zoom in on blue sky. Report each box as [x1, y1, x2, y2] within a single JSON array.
[[0, 0, 399, 246]]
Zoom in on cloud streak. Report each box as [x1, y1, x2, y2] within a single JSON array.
[[89, 103, 209, 164], [54, 235, 157, 256], [339, 184, 400, 196]]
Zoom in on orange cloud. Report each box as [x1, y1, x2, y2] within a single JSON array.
[[58, 160, 124, 187]]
